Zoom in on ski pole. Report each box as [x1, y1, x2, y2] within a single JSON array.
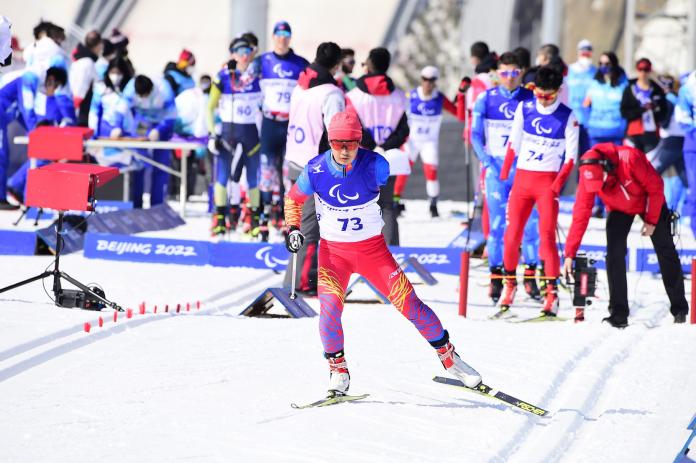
[[290, 252, 298, 300]]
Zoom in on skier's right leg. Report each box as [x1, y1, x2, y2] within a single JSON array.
[[521, 208, 541, 300], [501, 172, 536, 308], [317, 239, 354, 394], [212, 140, 232, 236], [356, 235, 481, 387], [483, 168, 508, 303]]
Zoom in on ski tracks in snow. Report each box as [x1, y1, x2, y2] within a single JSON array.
[[0, 272, 280, 383], [491, 302, 669, 463]]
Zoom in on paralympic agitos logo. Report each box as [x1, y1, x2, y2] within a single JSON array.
[[531, 117, 552, 135], [255, 246, 288, 269], [329, 185, 359, 204]]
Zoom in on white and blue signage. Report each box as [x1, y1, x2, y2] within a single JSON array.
[[82, 232, 465, 275]]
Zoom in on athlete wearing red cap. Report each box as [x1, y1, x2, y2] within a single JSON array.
[[284, 111, 482, 396]]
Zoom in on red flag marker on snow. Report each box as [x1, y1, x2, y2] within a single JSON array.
[[113, 311, 118, 322], [176, 304, 181, 313], [127, 308, 133, 319], [196, 300, 200, 310], [165, 304, 169, 313], [154, 305, 158, 314], [139, 305, 145, 315], [84, 322, 91, 333], [98, 317, 103, 328], [186, 302, 190, 312]]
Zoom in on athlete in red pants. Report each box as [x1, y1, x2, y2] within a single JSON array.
[[284, 111, 482, 396], [499, 67, 579, 315]]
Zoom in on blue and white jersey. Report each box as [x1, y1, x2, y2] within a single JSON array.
[[88, 84, 134, 137], [295, 148, 390, 242], [123, 77, 177, 139], [0, 70, 56, 131], [34, 86, 75, 126], [407, 88, 445, 142], [257, 51, 309, 117], [677, 71, 696, 150], [214, 65, 262, 125], [509, 98, 579, 172], [472, 86, 533, 160], [566, 61, 596, 126], [586, 77, 628, 139]]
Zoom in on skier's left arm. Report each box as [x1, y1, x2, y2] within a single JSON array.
[[550, 112, 579, 195], [500, 102, 524, 180], [284, 167, 314, 229], [442, 95, 461, 120], [374, 155, 390, 187]]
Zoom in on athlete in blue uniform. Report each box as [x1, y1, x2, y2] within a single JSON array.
[[256, 21, 309, 230], [470, 52, 541, 304], [207, 37, 263, 237], [1, 63, 71, 207], [284, 111, 482, 395], [122, 74, 177, 208], [6, 66, 75, 201]]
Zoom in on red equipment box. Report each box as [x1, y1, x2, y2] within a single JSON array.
[[25, 163, 118, 212], [27, 126, 93, 161]]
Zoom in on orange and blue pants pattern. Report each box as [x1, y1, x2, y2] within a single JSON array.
[[318, 235, 445, 354]]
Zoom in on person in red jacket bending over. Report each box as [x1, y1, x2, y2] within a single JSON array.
[[563, 143, 688, 327]]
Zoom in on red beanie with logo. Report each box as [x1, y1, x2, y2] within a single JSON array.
[[328, 111, 362, 141]]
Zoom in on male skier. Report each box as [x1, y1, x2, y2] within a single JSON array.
[[470, 52, 542, 304], [284, 110, 482, 395]]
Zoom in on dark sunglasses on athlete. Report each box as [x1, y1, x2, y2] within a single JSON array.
[[637, 66, 651, 72], [330, 140, 360, 151], [422, 77, 437, 82], [344, 59, 356, 65], [534, 89, 558, 101], [498, 69, 521, 78]]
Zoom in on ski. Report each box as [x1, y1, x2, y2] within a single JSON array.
[[433, 376, 549, 417], [512, 313, 569, 323], [489, 306, 517, 320], [291, 393, 369, 409]]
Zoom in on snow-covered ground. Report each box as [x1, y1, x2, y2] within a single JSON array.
[[1, 200, 695, 462]]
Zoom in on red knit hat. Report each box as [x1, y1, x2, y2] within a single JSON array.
[[328, 111, 362, 141]]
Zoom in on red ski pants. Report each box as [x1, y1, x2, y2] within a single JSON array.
[[503, 169, 560, 278], [317, 235, 444, 354]]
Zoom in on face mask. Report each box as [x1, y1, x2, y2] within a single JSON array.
[[578, 56, 592, 67], [535, 56, 543, 67], [200, 83, 211, 94], [186, 65, 196, 76], [599, 65, 610, 74], [109, 73, 123, 86]]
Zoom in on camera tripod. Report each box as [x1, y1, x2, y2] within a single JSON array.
[[0, 211, 122, 311]]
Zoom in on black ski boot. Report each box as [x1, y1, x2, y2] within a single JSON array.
[[489, 266, 503, 304], [429, 197, 439, 218], [523, 264, 541, 301]]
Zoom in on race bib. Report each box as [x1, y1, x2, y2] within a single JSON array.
[[316, 196, 384, 242], [262, 78, 296, 114]]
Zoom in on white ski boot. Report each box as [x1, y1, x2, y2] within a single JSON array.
[[326, 351, 350, 395], [436, 342, 482, 388]]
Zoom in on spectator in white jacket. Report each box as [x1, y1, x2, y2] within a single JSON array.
[[70, 30, 102, 123]]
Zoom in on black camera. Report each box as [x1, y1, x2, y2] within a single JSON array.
[[571, 251, 598, 321], [55, 286, 107, 311]]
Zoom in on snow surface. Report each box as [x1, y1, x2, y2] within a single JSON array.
[[1, 199, 695, 462]]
